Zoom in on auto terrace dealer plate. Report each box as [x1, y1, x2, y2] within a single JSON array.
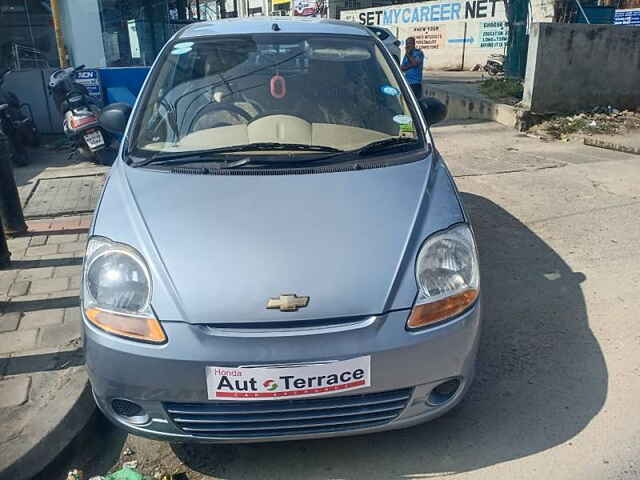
[[206, 356, 371, 400]]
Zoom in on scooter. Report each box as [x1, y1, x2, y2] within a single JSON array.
[[0, 68, 38, 166], [483, 54, 505, 76], [49, 65, 112, 165]]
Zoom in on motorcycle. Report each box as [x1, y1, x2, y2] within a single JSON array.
[[0, 68, 38, 166], [49, 65, 112, 165], [483, 54, 505, 76]]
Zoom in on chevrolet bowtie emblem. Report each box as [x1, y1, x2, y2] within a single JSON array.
[[267, 294, 310, 312]]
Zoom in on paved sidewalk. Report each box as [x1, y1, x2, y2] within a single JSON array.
[[0, 145, 106, 480], [0, 216, 96, 480]]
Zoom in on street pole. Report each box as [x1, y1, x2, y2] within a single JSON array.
[[461, 22, 468, 71], [0, 133, 28, 235], [504, 0, 528, 78], [50, 0, 68, 68]]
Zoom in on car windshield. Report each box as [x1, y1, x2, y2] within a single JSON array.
[[129, 33, 419, 157]]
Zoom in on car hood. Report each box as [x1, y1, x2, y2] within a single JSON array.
[[103, 159, 436, 325]]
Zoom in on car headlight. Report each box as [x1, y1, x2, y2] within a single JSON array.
[[82, 237, 166, 344], [407, 223, 479, 329]]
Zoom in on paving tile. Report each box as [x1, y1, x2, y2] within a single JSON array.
[[19, 309, 65, 330], [0, 270, 18, 285], [7, 249, 28, 261], [9, 281, 30, 298], [0, 313, 21, 333], [64, 307, 82, 325], [0, 376, 31, 407], [29, 236, 48, 247], [26, 219, 52, 231], [9, 294, 48, 302], [53, 265, 82, 278], [7, 237, 30, 250], [25, 245, 59, 257], [47, 234, 79, 244], [46, 290, 79, 299], [29, 278, 69, 295], [24, 176, 104, 217], [16, 267, 54, 282], [38, 323, 81, 348], [69, 276, 81, 290], [50, 219, 81, 231], [0, 279, 13, 297], [57, 242, 87, 254], [0, 329, 38, 354]]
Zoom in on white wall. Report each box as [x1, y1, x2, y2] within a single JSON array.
[[61, 0, 106, 68], [340, 0, 554, 70]]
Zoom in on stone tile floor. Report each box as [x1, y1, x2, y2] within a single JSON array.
[[0, 215, 91, 410]]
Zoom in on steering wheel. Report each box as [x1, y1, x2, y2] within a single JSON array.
[[189, 102, 254, 133]]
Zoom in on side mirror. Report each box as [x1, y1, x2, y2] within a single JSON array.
[[419, 97, 447, 125], [99, 102, 132, 135]]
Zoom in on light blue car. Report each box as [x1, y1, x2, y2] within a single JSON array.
[[87, 17, 481, 443]]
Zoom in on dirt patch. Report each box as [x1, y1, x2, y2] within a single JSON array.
[[527, 110, 640, 141]]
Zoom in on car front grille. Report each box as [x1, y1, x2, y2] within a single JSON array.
[[164, 387, 413, 439]]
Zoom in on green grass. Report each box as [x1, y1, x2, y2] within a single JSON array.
[[479, 78, 524, 101]]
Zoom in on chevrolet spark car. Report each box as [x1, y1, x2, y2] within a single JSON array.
[[87, 17, 481, 443]]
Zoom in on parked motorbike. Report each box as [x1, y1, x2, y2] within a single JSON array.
[[0, 68, 38, 166], [49, 65, 112, 165], [483, 54, 505, 76]]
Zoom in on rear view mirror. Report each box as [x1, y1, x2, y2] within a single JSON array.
[[419, 97, 447, 125], [99, 102, 132, 134]]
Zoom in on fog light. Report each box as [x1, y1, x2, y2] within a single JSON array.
[[111, 398, 149, 425], [427, 378, 461, 406]]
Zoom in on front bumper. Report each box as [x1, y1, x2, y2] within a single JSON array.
[[84, 302, 481, 443]]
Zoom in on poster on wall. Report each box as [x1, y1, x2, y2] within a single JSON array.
[[74, 70, 104, 106], [411, 24, 447, 50], [340, 0, 508, 70], [127, 20, 141, 59], [479, 20, 508, 48], [293, 0, 328, 17]]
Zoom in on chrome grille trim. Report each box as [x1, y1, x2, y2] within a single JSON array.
[[165, 387, 412, 438]]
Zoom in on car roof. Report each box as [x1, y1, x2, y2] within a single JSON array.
[[179, 17, 372, 39], [367, 25, 392, 34]]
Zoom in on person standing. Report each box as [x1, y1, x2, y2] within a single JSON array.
[[400, 37, 424, 99]]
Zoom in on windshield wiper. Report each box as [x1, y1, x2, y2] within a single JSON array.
[[132, 143, 343, 168], [357, 137, 418, 156], [214, 142, 343, 154]]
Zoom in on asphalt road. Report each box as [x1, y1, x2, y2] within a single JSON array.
[[42, 121, 640, 480]]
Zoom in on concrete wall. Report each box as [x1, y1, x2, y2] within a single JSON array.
[[340, 0, 554, 70], [523, 23, 640, 114]]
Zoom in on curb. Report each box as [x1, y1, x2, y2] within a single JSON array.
[[424, 84, 527, 130], [584, 137, 640, 156], [0, 368, 96, 480]]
